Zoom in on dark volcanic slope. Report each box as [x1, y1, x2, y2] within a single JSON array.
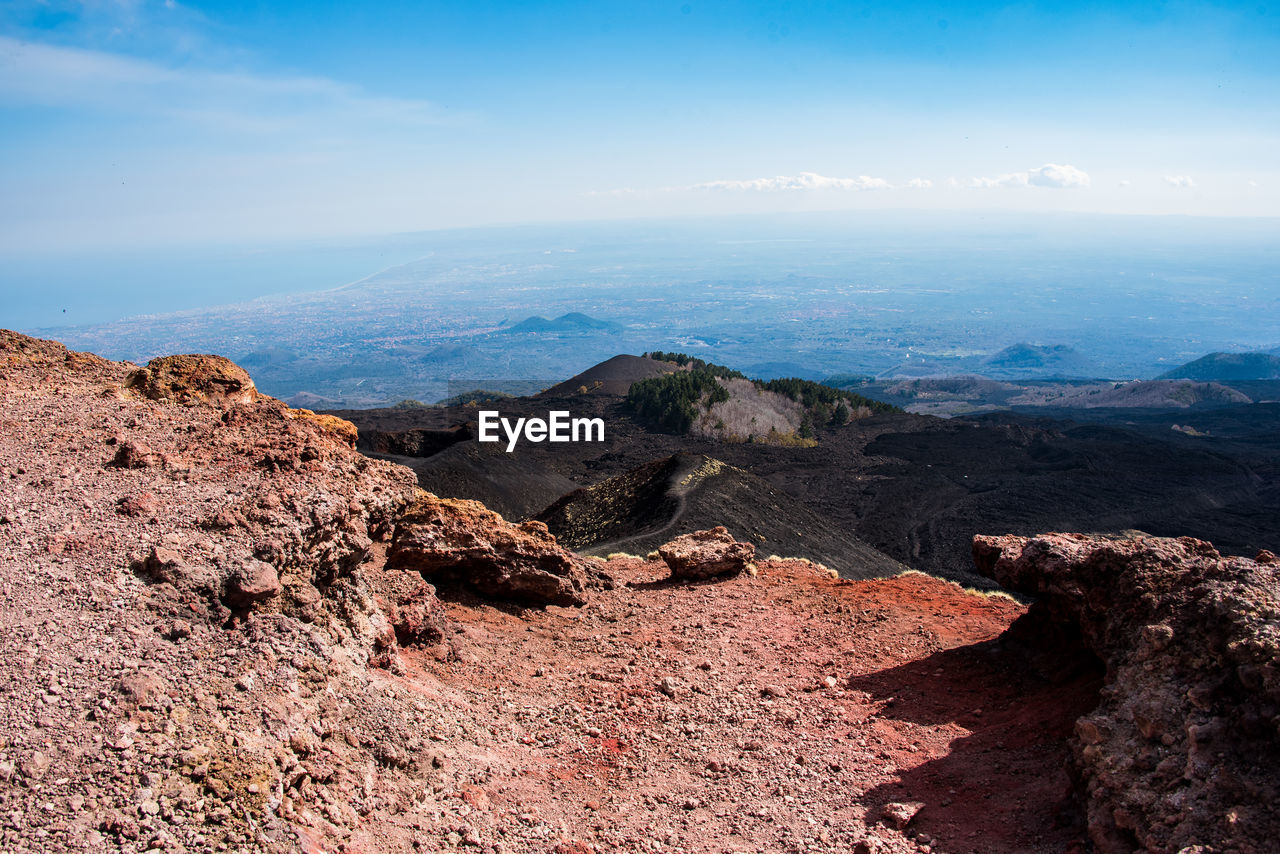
[[334, 389, 1280, 587], [368, 442, 581, 522], [539, 353, 676, 397], [535, 453, 910, 579]]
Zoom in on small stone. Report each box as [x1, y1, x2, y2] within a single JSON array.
[[881, 801, 924, 830], [460, 785, 489, 811], [108, 441, 163, 470], [224, 560, 281, 608], [119, 672, 167, 709], [20, 752, 50, 781], [116, 493, 159, 517], [658, 677, 680, 698]]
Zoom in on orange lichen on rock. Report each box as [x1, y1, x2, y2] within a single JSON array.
[[287, 408, 358, 446], [125, 353, 258, 406]]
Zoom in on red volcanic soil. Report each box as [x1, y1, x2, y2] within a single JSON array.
[[368, 558, 1099, 854]]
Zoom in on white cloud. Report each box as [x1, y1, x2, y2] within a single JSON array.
[[906, 178, 933, 189], [691, 172, 892, 192], [968, 163, 1090, 190], [1026, 163, 1090, 188], [0, 35, 457, 134], [592, 171, 895, 196], [1164, 175, 1196, 188], [970, 172, 1028, 189], [1118, 179, 1131, 187], [1247, 179, 1258, 189]]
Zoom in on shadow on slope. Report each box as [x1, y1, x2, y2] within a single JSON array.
[[849, 637, 1104, 852]]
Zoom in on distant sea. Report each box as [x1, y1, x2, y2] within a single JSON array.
[[1, 235, 439, 331]]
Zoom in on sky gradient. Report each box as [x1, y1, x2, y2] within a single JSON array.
[[1, 1, 1278, 250]]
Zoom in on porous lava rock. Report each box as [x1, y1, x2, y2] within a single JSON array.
[[387, 491, 593, 606], [0, 331, 445, 853], [223, 559, 283, 609], [107, 439, 165, 469], [974, 532, 1280, 854], [125, 353, 258, 406], [658, 525, 755, 580], [387, 581, 449, 646], [287, 407, 359, 447]]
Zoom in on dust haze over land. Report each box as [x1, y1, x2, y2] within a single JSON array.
[[26, 212, 1280, 409]]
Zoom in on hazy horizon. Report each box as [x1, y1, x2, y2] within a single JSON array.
[[6, 208, 1280, 334], [21, 209, 1279, 407]]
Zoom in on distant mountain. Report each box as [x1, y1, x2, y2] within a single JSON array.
[[504, 312, 622, 334], [1008, 380, 1251, 409], [419, 343, 480, 363], [980, 343, 1099, 379], [1158, 352, 1280, 381], [539, 354, 678, 397]]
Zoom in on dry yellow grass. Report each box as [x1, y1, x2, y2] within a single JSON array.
[[894, 569, 1018, 602]]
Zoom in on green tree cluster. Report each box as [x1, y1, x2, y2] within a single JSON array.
[[628, 354, 897, 435], [753, 377, 896, 423], [627, 368, 732, 432]]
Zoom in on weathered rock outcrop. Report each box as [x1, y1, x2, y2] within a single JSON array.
[[125, 354, 259, 406], [0, 331, 432, 853], [387, 491, 595, 606], [658, 525, 755, 580], [974, 532, 1280, 853]]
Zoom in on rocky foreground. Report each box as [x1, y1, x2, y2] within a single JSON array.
[[1, 331, 1277, 853], [975, 533, 1280, 853]]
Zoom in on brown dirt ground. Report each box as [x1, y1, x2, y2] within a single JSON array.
[[360, 557, 1100, 854]]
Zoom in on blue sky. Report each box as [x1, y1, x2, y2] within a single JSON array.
[[1, 0, 1278, 250]]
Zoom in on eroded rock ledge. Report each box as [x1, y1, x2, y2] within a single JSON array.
[[974, 532, 1280, 854], [387, 491, 604, 606]]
